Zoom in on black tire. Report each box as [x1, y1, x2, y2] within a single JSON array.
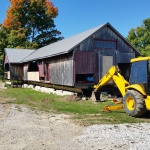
[[123, 90, 146, 117]]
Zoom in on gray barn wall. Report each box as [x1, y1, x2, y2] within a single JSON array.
[[79, 26, 137, 55], [18, 25, 137, 88], [10, 64, 23, 80], [23, 63, 28, 80], [43, 53, 74, 86], [73, 25, 137, 83]]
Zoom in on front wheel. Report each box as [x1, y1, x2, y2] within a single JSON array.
[[123, 90, 146, 117]]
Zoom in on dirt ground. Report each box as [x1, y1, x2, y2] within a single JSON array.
[[1, 98, 150, 150]]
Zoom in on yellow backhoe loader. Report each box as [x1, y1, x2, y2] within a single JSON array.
[[94, 57, 150, 117]]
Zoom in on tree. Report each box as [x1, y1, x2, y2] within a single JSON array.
[[127, 18, 150, 56], [2, 0, 63, 49], [0, 0, 63, 75]]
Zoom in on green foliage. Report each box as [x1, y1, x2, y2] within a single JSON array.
[[7, 28, 38, 49], [3, 0, 63, 49], [0, 0, 63, 75], [127, 18, 150, 56]]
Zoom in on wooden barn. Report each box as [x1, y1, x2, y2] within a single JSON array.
[[4, 22, 141, 89]]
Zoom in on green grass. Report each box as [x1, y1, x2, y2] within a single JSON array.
[[1, 88, 150, 126]]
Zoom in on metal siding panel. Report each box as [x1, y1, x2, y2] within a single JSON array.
[[97, 55, 113, 80], [102, 56, 113, 76]]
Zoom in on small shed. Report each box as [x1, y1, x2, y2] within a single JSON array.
[[4, 22, 141, 89], [4, 49, 34, 80]]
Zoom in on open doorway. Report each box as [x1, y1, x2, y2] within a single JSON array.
[[4, 63, 10, 79], [28, 61, 39, 81], [28, 62, 39, 72]]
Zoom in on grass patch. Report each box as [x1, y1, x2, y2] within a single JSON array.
[[1, 88, 150, 125]]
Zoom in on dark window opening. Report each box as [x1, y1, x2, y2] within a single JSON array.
[[5, 63, 9, 72], [39, 77, 45, 81], [118, 63, 131, 81], [75, 74, 95, 83], [28, 62, 39, 72], [94, 39, 117, 49], [147, 60, 150, 93]]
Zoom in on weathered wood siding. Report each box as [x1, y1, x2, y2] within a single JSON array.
[[72, 25, 137, 83], [41, 53, 74, 86], [10, 64, 23, 80], [49, 59, 73, 86], [77, 26, 137, 56], [23, 63, 28, 80]]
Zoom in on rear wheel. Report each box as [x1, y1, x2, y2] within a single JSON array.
[[123, 90, 146, 117]]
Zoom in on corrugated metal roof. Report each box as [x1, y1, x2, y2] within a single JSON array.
[[5, 48, 35, 63], [5, 22, 141, 63], [21, 23, 106, 62]]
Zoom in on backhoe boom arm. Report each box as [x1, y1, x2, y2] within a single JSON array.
[[94, 66, 129, 97]]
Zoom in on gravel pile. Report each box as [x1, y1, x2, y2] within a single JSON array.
[[0, 103, 150, 150], [73, 123, 150, 150]]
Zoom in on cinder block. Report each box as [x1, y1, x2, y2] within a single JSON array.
[[62, 91, 74, 96], [55, 90, 64, 96], [47, 88, 55, 94], [34, 86, 41, 91], [22, 84, 28, 88], [27, 84, 34, 89]]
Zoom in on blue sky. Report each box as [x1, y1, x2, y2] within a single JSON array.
[[0, 0, 150, 38]]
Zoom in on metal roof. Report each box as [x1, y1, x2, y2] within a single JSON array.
[[5, 48, 35, 63], [5, 22, 141, 63], [21, 23, 106, 62]]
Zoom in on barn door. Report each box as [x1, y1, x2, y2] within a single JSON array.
[[102, 56, 113, 76], [45, 63, 50, 81], [98, 55, 113, 81]]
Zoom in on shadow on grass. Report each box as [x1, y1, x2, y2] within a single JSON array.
[[141, 111, 150, 119]]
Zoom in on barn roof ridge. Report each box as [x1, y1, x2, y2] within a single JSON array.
[[21, 22, 108, 62], [5, 22, 141, 63]]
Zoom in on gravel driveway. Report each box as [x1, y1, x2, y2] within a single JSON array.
[[1, 101, 150, 150]]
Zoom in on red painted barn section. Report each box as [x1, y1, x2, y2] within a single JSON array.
[[74, 51, 97, 84], [74, 51, 97, 74], [5, 56, 9, 63], [38, 65, 44, 77]]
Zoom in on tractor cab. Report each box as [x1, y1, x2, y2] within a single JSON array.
[[130, 57, 150, 94]]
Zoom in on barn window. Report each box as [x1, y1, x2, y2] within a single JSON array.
[[94, 39, 117, 49]]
